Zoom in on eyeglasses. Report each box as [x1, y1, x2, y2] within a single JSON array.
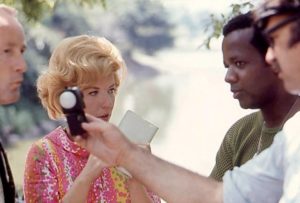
[[255, 4, 300, 33], [261, 13, 300, 37], [254, 4, 300, 46]]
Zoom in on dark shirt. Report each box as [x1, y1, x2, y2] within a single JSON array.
[[0, 141, 15, 202]]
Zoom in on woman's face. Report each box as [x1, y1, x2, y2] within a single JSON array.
[[81, 73, 117, 121]]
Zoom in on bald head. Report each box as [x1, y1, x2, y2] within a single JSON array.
[[0, 4, 17, 16], [0, 4, 21, 28]]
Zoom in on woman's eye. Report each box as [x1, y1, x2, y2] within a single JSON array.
[[4, 49, 11, 54], [20, 47, 26, 54], [108, 87, 117, 94], [88, 91, 98, 96]]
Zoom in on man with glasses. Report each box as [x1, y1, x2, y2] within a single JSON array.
[[255, 0, 300, 94], [74, 1, 300, 202], [254, 1, 300, 201]]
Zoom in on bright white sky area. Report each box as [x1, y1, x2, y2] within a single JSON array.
[[129, 0, 256, 179]]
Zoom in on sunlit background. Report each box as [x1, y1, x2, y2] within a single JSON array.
[[3, 0, 256, 199]]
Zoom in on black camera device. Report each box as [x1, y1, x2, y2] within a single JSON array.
[[59, 87, 87, 136]]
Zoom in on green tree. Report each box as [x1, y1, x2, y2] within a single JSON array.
[[0, 0, 106, 22], [202, 1, 254, 49]]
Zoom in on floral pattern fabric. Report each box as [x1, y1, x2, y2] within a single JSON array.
[[23, 126, 160, 203]]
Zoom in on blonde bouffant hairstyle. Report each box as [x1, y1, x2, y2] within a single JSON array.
[[37, 35, 126, 120]]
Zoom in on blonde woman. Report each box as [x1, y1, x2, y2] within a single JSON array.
[[24, 35, 160, 203]]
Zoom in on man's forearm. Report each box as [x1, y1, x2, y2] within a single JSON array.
[[79, 118, 223, 202], [121, 146, 223, 203]]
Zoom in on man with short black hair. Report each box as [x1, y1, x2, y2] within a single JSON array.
[[210, 12, 297, 181]]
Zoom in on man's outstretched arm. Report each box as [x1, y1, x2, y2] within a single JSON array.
[[77, 115, 223, 203], [122, 145, 223, 203]]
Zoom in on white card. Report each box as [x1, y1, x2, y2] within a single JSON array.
[[118, 110, 158, 144], [117, 110, 158, 177]]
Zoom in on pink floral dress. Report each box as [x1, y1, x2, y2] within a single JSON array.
[[23, 126, 160, 203]]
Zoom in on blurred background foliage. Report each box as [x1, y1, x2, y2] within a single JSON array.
[[0, 0, 252, 146], [0, 0, 254, 195], [1, 0, 107, 22], [0, 0, 176, 146], [202, 1, 253, 49]]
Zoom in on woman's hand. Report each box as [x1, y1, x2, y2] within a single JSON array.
[[61, 155, 106, 203], [137, 143, 151, 152], [80, 154, 107, 182], [74, 114, 136, 167]]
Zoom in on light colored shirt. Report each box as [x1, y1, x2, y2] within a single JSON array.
[[223, 111, 300, 203]]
